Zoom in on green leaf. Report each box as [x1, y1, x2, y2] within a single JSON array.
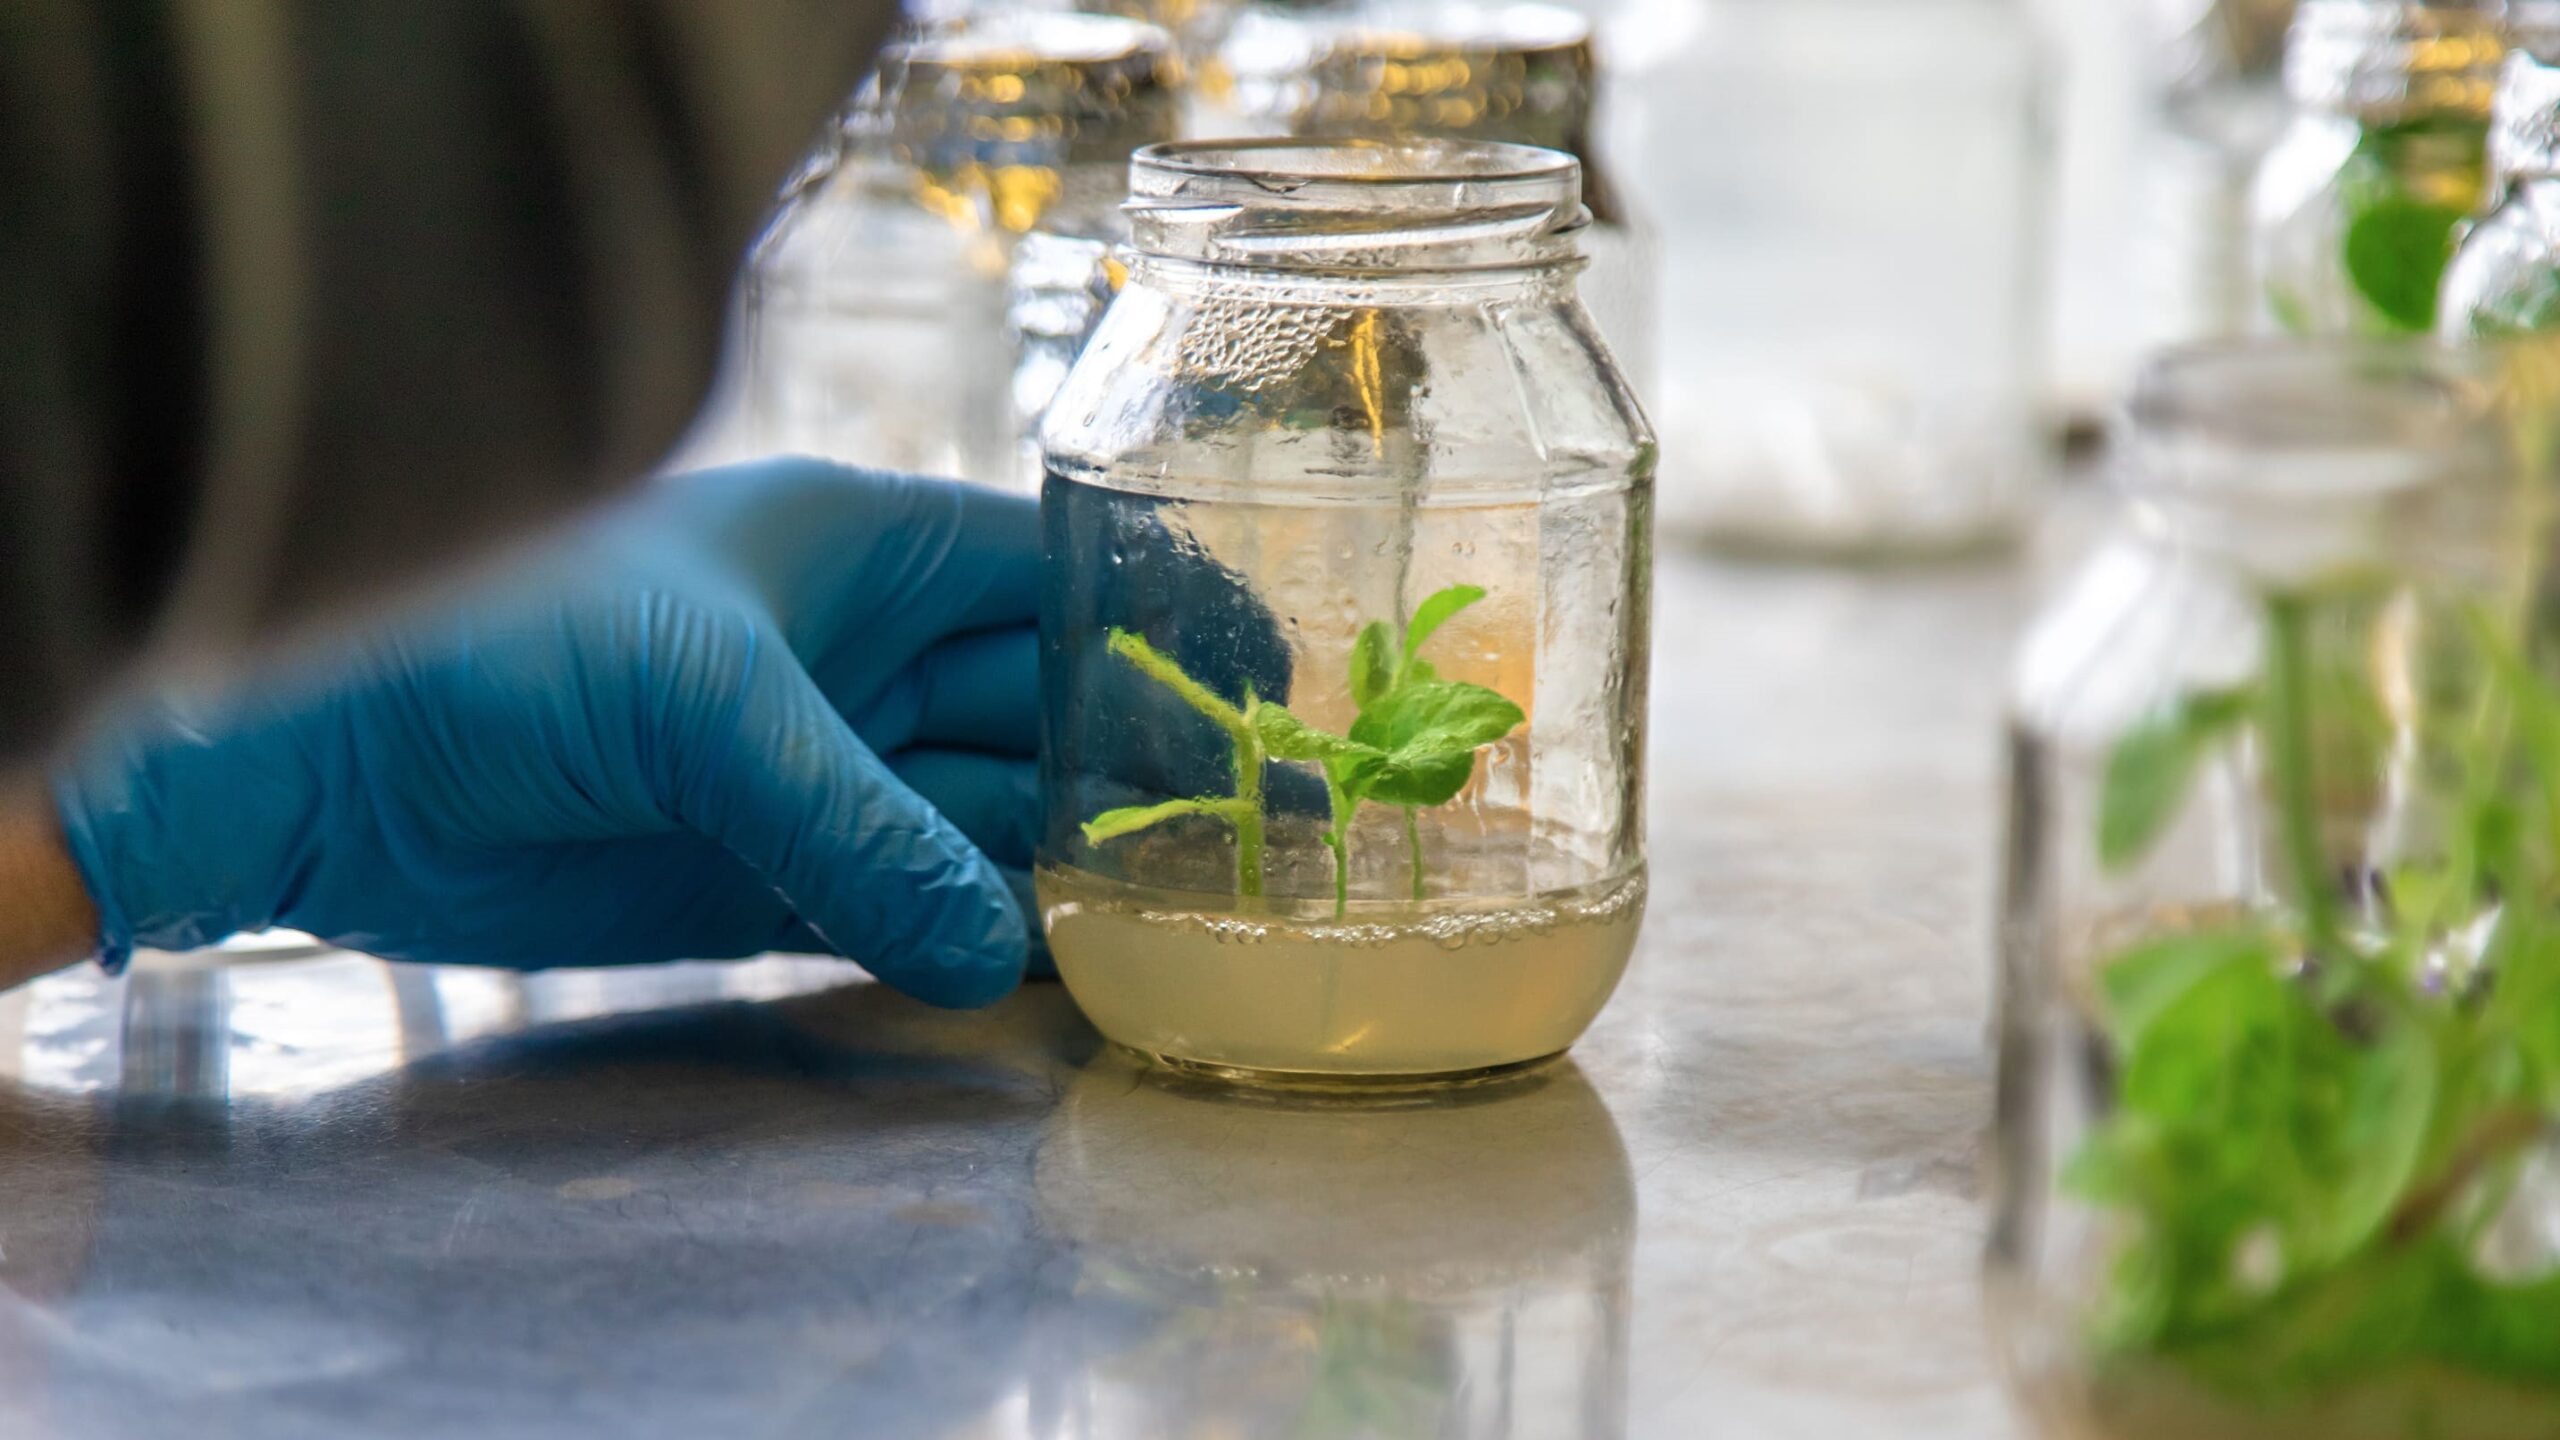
[[1360, 750, 1479, 809], [1253, 703, 1382, 767], [1349, 622, 1396, 710], [1347, 679, 1524, 808], [2097, 689, 2256, 871], [2099, 928, 2280, 1047], [1349, 678, 1525, 760], [1401, 584, 1485, 667], [2343, 194, 2468, 333], [1080, 797, 1243, 846]]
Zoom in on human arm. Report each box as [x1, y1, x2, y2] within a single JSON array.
[[0, 791, 96, 994]]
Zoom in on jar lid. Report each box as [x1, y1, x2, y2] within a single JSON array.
[[858, 13, 1182, 179], [1124, 138, 1587, 272], [2282, 0, 2506, 121], [1293, 3, 1596, 152], [2490, 47, 2560, 181]]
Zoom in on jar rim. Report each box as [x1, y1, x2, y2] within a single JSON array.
[[1132, 137, 1578, 188], [2122, 337, 2522, 517], [1123, 139, 1586, 272]]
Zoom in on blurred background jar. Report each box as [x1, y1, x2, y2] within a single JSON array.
[[1591, 0, 2050, 558], [2251, 0, 2503, 337], [2131, 0, 2302, 350], [2441, 48, 2560, 335], [1990, 340, 2560, 1440], [1206, 0, 1655, 399], [735, 12, 1178, 485]]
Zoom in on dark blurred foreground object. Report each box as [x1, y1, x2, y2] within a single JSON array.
[[0, 1, 898, 761]]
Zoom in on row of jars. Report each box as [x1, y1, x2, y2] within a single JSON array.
[[723, 2, 1652, 488], [700, 0, 2058, 560], [2253, 0, 2560, 339]]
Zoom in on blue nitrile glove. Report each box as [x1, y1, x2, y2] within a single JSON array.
[[52, 459, 1043, 1008]]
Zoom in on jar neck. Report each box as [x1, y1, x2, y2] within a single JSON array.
[[1131, 252, 1583, 301]]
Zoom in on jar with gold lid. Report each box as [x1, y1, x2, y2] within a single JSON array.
[[739, 12, 1179, 485]]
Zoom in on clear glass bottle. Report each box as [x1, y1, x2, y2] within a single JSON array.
[[1036, 139, 1653, 1085], [1600, 0, 2049, 557], [2252, 0, 2502, 337], [1989, 340, 2560, 1440], [739, 12, 1177, 485], [1207, 0, 1656, 399], [2442, 49, 2560, 335]]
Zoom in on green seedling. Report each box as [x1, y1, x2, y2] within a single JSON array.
[[2071, 582, 2560, 1412], [2328, 119, 2487, 334], [1079, 585, 1524, 914]]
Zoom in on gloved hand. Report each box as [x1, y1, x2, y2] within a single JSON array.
[[53, 459, 1042, 1008]]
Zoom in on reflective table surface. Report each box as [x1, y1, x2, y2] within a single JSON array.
[[0, 545, 2030, 1439]]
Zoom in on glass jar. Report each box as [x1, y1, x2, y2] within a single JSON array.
[[2442, 50, 2560, 336], [2252, 0, 2502, 337], [1208, 0, 1656, 400], [1989, 340, 2560, 1440], [1035, 139, 1653, 1085], [1600, 0, 2048, 557], [738, 13, 1178, 485]]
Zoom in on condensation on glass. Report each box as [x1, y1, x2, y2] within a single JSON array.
[[1204, 0, 1656, 400], [2441, 48, 2560, 335], [2251, 0, 2507, 337], [737, 13, 1177, 485], [1990, 340, 2560, 1439], [1036, 139, 1653, 1085], [1600, 0, 2047, 557]]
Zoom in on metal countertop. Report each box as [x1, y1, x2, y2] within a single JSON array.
[[0, 542, 2031, 1440]]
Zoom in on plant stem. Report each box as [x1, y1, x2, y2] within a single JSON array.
[[1234, 733, 1265, 899], [1324, 768, 1355, 918], [1404, 807, 1424, 901], [2264, 593, 2344, 961], [1106, 629, 1266, 898], [2388, 1104, 2547, 1243]]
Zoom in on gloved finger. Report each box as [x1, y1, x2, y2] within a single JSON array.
[[674, 652, 1027, 1009], [773, 472, 1042, 658], [888, 749, 1040, 870], [851, 627, 1040, 757], [997, 864, 1056, 979]]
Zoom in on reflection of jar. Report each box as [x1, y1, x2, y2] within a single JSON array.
[[1210, 0, 1655, 400], [1036, 140, 1652, 1085], [2442, 50, 2560, 335], [2252, 0, 2501, 336], [1033, 1056, 1634, 1436], [1607, 0, 2048, 557], [740, 13, 1177, 485], [1989, 341, 2560, 1440]]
